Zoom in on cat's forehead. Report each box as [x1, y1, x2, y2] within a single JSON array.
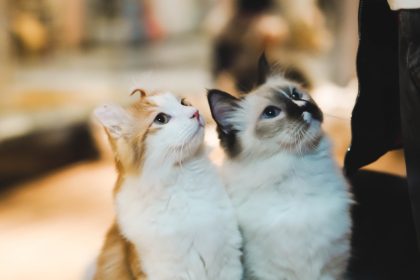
[[243, 86, 292, 108], [148, 91, 180, 107], [244, 78, 310, 107], [237, 78, 314, 123], [254, 77, 297, 97]]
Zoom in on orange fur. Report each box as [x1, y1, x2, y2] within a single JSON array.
[[107, 97, 156, 193], [95, 93, 159, 279], [94, 223, 146, 280]]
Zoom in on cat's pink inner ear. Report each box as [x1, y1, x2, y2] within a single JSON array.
[[94, 104, 132, 138]]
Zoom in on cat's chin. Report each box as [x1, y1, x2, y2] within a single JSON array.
[[296, 133, 323, 155], [277, 124, 323, 155], [172, 126, 205, 162], [174, 143, 205, 165], [191, 128, 205, 150]]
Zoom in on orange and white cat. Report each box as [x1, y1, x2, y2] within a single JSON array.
[[93, 90, 243, 280]]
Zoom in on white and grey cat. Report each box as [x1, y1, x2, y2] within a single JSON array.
[[207, 55, 352, 280]]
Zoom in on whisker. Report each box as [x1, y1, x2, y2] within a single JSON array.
[[177, 129, 190, 169], [323, 112, 348, 121], [278, 88, 290, 99], [163, 127, 190, 166], [178, 142, 185, 170]]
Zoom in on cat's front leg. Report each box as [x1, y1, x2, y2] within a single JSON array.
[[217, 258, 243, 280]]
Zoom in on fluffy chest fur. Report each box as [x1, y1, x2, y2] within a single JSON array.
[[116, 158, 242, 280], [223, 139, 352, 280]]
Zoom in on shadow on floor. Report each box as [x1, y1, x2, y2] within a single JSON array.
[[0, 123, 99, 189], [348, 170, 420, 280]]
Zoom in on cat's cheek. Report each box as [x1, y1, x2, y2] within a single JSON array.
[[192, 127, 204, 143], [308, 120, 322, 136], [198, 115, 205, 127]]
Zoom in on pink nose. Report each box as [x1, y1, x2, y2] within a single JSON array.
[[191, 110, 200, 119]]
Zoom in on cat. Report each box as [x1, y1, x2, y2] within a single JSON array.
[[207, 55, 352, 280], [93, 89, 243, 280]]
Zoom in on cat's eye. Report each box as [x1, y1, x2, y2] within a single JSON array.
[[181, 98, 191, 106], [154, 113, 171, 124], [261, 106, 281, 119], [290, 88, 301, 100]]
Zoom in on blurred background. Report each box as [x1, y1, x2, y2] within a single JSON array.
[[0, 0, 406, 279]]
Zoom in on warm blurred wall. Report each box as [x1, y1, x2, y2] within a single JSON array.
[[0, 0, 12, 86], [328, 0, 358, 85], [46, 0, 86, 48], [152, 0, 200, 35]]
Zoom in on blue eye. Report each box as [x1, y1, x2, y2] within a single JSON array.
[[290, 88, 301, 100], [261, 106, 281, 119]]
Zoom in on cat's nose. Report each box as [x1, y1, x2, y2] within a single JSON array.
[[191, 110, 200, 119], [300, 102, 323, 122]]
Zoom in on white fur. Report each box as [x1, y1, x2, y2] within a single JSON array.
[[109, 92, 243, 280], [208, 70, 351, 280], [222, 137, 352, 280], [116, 157, 243, 280]]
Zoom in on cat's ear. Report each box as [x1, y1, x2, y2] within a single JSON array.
[[207, 89, 239, 134], [94, 104, 133, 139], [257, 52, 270, 86]]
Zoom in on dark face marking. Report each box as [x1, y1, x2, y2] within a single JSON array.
[[301, 101, 323, 122], [270, 87, 323, 122], [216, 125, 242, 158]]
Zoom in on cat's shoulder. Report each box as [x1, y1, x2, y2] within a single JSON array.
[[94, 223, 146, 280]]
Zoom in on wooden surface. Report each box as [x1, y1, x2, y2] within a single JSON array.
[[0, 161, 115, 280]]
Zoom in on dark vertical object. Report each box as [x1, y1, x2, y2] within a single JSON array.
[[344, 0, 401, 177], [399, 9, 420, 251], [345, 0, 420, 264]]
